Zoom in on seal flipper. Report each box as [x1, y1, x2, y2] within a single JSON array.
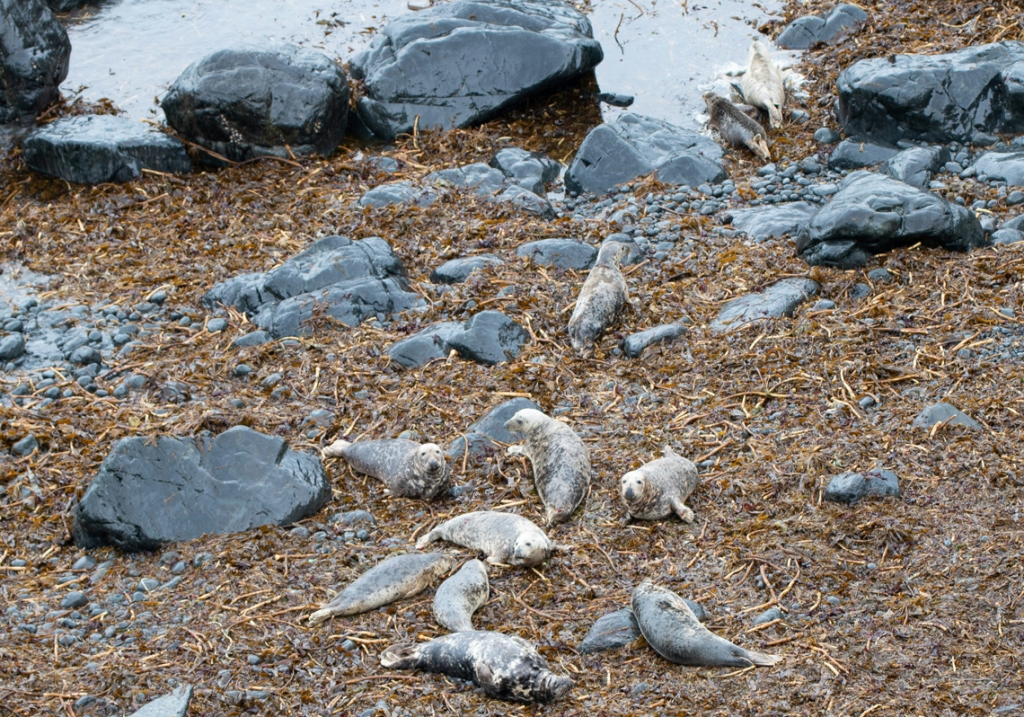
[[670, 497, 695, 523], [380, 643, 418, 668], [741, 648, 782, 666], [322, 438, 352, 459]]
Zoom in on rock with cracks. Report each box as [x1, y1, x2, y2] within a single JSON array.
[[712, 278, 820, 332], [880, 146, 951, 188], [824, 469, 900, 504], [0, 0, 71, 124], [775, 3, 868, 50], [730, 202, 817, 242], [446, 310, 529, 365]]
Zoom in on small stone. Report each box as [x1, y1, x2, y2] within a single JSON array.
[[813, 128, 841, 143], [291, 526, 311, 539], [12, 435, 39, 456], [72, 556, 97, 571], [812, 299, 836, 311], [171, 561, 187, 574], [234, 364, 252, 377], [261, 373, 282, 388], [137, 577, 160, 593], [824, 469, 900, 504], [911, 403, 981, 430], [207, 318, 228, 333], [858, 396, 876, 409], [752, 607, 783, 626], [248, 654, 262, 665], [866, 268, 892, 283], [61, 592, 88, 609], [1007, 190, 1024, 205]]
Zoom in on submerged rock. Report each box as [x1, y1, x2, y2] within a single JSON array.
[[447, 397, 542, 460], [712, 278, 819, 332], [24, 115, 191, 184], [730, 202, 816, 242], [0, 0, 70, 124], [824, 469, 900, 504], [515, 238, 597, 270], [350, 0, 603, 140], [776, 3, 868, 50], [623, 324, 687, 358], [447, 310, 529, 365]]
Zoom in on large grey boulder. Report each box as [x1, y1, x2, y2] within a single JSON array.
[[430, 255, 504, 284], [359, 181, 439, 209], [623, 324, 687, 358], [515, 238, 597, 270], [162, 44, 349, 164], [795, 171, 985, 268], [73, 427, 330, 551], [349, 0, 603, 140], [828, 139, 899, 171], [565, 113, 726, 195], [837, 42, 1024, 145], [911, 402, 981, 431], [971, 151, 1024, 186], [491, 147, 561, 194], [386, 321, 465, 369], [23, 115, 191, 184], [775, 3, 868, 50], [712, 278, 820, 333], [447, 310, 529, 365], [0, 0, 71, 124], [880, 145, 950, 188]]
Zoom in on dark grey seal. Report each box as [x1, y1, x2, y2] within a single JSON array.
[[416, 511, 555, 567], [567, 241, 631, 356], [631, 581, 781, 666], [380, 631, 573, 703], [433, 558, 490, 632], [322, 437, 451, 500], [620, 447, 700, 522], [704, 91, 771, 162]]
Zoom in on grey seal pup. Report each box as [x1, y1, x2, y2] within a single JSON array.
[[632, 581, 781, 666], [567, 241, 631, 356], [703, 91, 771, 162], [620, 447, 700, 522], [416, 511, 555, 567], [322, 437, 451, 500], [504, 408, 590, 525], [433, 558, 490, 632], [380, 631, 573, 703], [308, 552, 453, 625], [741, 40, 786, 128]]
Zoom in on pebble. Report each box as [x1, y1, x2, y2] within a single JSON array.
[[234, 364, 252, 377], [1007, 190, 1024, 206], [12, 435, 39, 456], [207, 318, 228, 333], [137, 577, 160, 592], [752, 607, 783, 626], [72, 556, 97, 571], [60, 592, 88, 609], [813, 127, 841, 143]]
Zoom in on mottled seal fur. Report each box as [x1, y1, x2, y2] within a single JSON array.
[[433, 558, 490, 632], [322, 437, 451, 500], [380, 631, 573, 703], [620, 447, 700, 522], [567, 242, 630, 356], [631, 581, 781, 667], [416, 511, 555, 567], [741, 40, 786, 128], [308, 552, 453, 625], [703, 91, 771, 162]]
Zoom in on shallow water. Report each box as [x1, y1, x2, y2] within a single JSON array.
[[63, 0, 790, 131]]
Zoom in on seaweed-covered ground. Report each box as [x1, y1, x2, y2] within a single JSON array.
[[2, 1, 1024, 714]]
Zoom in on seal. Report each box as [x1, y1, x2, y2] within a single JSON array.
[[322, 437, 451, 500], [567, 241, 631, 356], [631, 581, 781, 667], [433, 558, 490, 632], [503, 408, 590, 525], [380, 631, 573, 704], [308, 552, 453, 625], [741, 40, 786, 128], [703, 91, 771, 162], [415, 511, 555, 567], [619, 447, 700, 522]]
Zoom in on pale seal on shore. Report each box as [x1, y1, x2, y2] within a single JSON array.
[[703, 92, 771, 162], [567, 241, 631, 356], [380, 631, 573, 703], [631, 581, 781, 667], [416, 511, 555, 567], [741, 40, 786, 128], [308, 552, 453, 625], [322, 437, 451, 500], [433, 558, 490, 632], [504, 408, 590, 525], [620, 447, 700, 522]]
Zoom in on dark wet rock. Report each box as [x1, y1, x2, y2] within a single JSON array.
[[565, 113, 726, 195], [971, 151, 1024, 186], [824, 469, 900, 504], [795, 172, 985, 268], [0, 333, 26, 360], [712, 278, 820, 332], [359, 181, 438, 208], [991, 227, 1024, 245], [0, 0, 70, 124], [623, 324, 687, 358], [866, 267, 893, 283], [386, 321, 465, 368], [46, 0, 94, 11], [430, 255, 504, 284], [911, 402, 982, 431], [490, 147, 561, 194], [494, 184, 555, 219], [70, 345, 102, 365], [814, 127, 841, 143], [447, 397, 541, 460], [349, 0, 603, 140], [162, 44, 349, 164], [597, 92, 634, 107], [828, 139, 898, 171], [837, 42, 1024, 145], [579, 608, 640, 654], [12, 434, 39, 456], [880, 145, 950, 189], [23, 116, 192, 184], [730, 202, 816, 241], [776, 3, 868, 50], [127, 685, 193, 717], [515, 238, 597, 270], [427, 163, 506, 196], [73, 426, 330, 551], [447, 310, 528, 365]]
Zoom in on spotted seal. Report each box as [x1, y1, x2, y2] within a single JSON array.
[[504, 408, 590, 525], [620, 447, 700, 522], [704, 92, 771, 162], [322, 437, 451, 500], [380, 631, 573, 703], [415, 511, 555, 567], [741, 40, 786, 128], [433, 558, 490, 632], [631, 581, 781, 666], [308, 552, 453, 625], [567, 241, 631, 356]]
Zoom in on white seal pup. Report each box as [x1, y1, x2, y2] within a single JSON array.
[[703, 91, 771, 162], [322, 437, 451, 500], [567, 241, 631, 356], [619, 447, 700, 522], [308, 552, 453, 625], [380, 631, 573, 703], [741, 40, 786, 128], [415, 511, 555, 567], [503, 408, 590, 525], [433, 558, 490, 632], [631, 581, 781, 667]]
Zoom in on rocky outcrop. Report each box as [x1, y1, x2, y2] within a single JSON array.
[[880, 145, 950, 188], [775, 3, 868, 50], [349, 0, 603, 140], [0, 0, 71, 124]]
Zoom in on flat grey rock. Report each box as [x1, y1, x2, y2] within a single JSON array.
[[447, 397, 541, 460], [880, 145, 950, 188], [730, 202, 816, 242], [447, 310, 528, 365], [427, 163, 506, 196], [491, 147, 560, 194], [359, 181, 438, 208], [776, 3, 867, 49], [128, 685, 193, 717], [387, 321, 465, 369], [824, 469, 900, 504], [623, 324, 687, 358], [430, 255, 504, 284], [515, 238, 597, 270], [828, 139, 898, 171], [971, 151, 1024, 186], [0, 0, 70, 124], [991, 227, 1024, 245], [911, 402, 981, 431], [493, 184, 555, 219], [712, 278, 820, 332]]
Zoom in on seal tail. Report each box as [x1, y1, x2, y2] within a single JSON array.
[[767, 104, 783, 129], [414, 528, 438, 550], [744, 649, 782, 666], [379, 643, 419, 669], [321, 438, 352, 459]]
